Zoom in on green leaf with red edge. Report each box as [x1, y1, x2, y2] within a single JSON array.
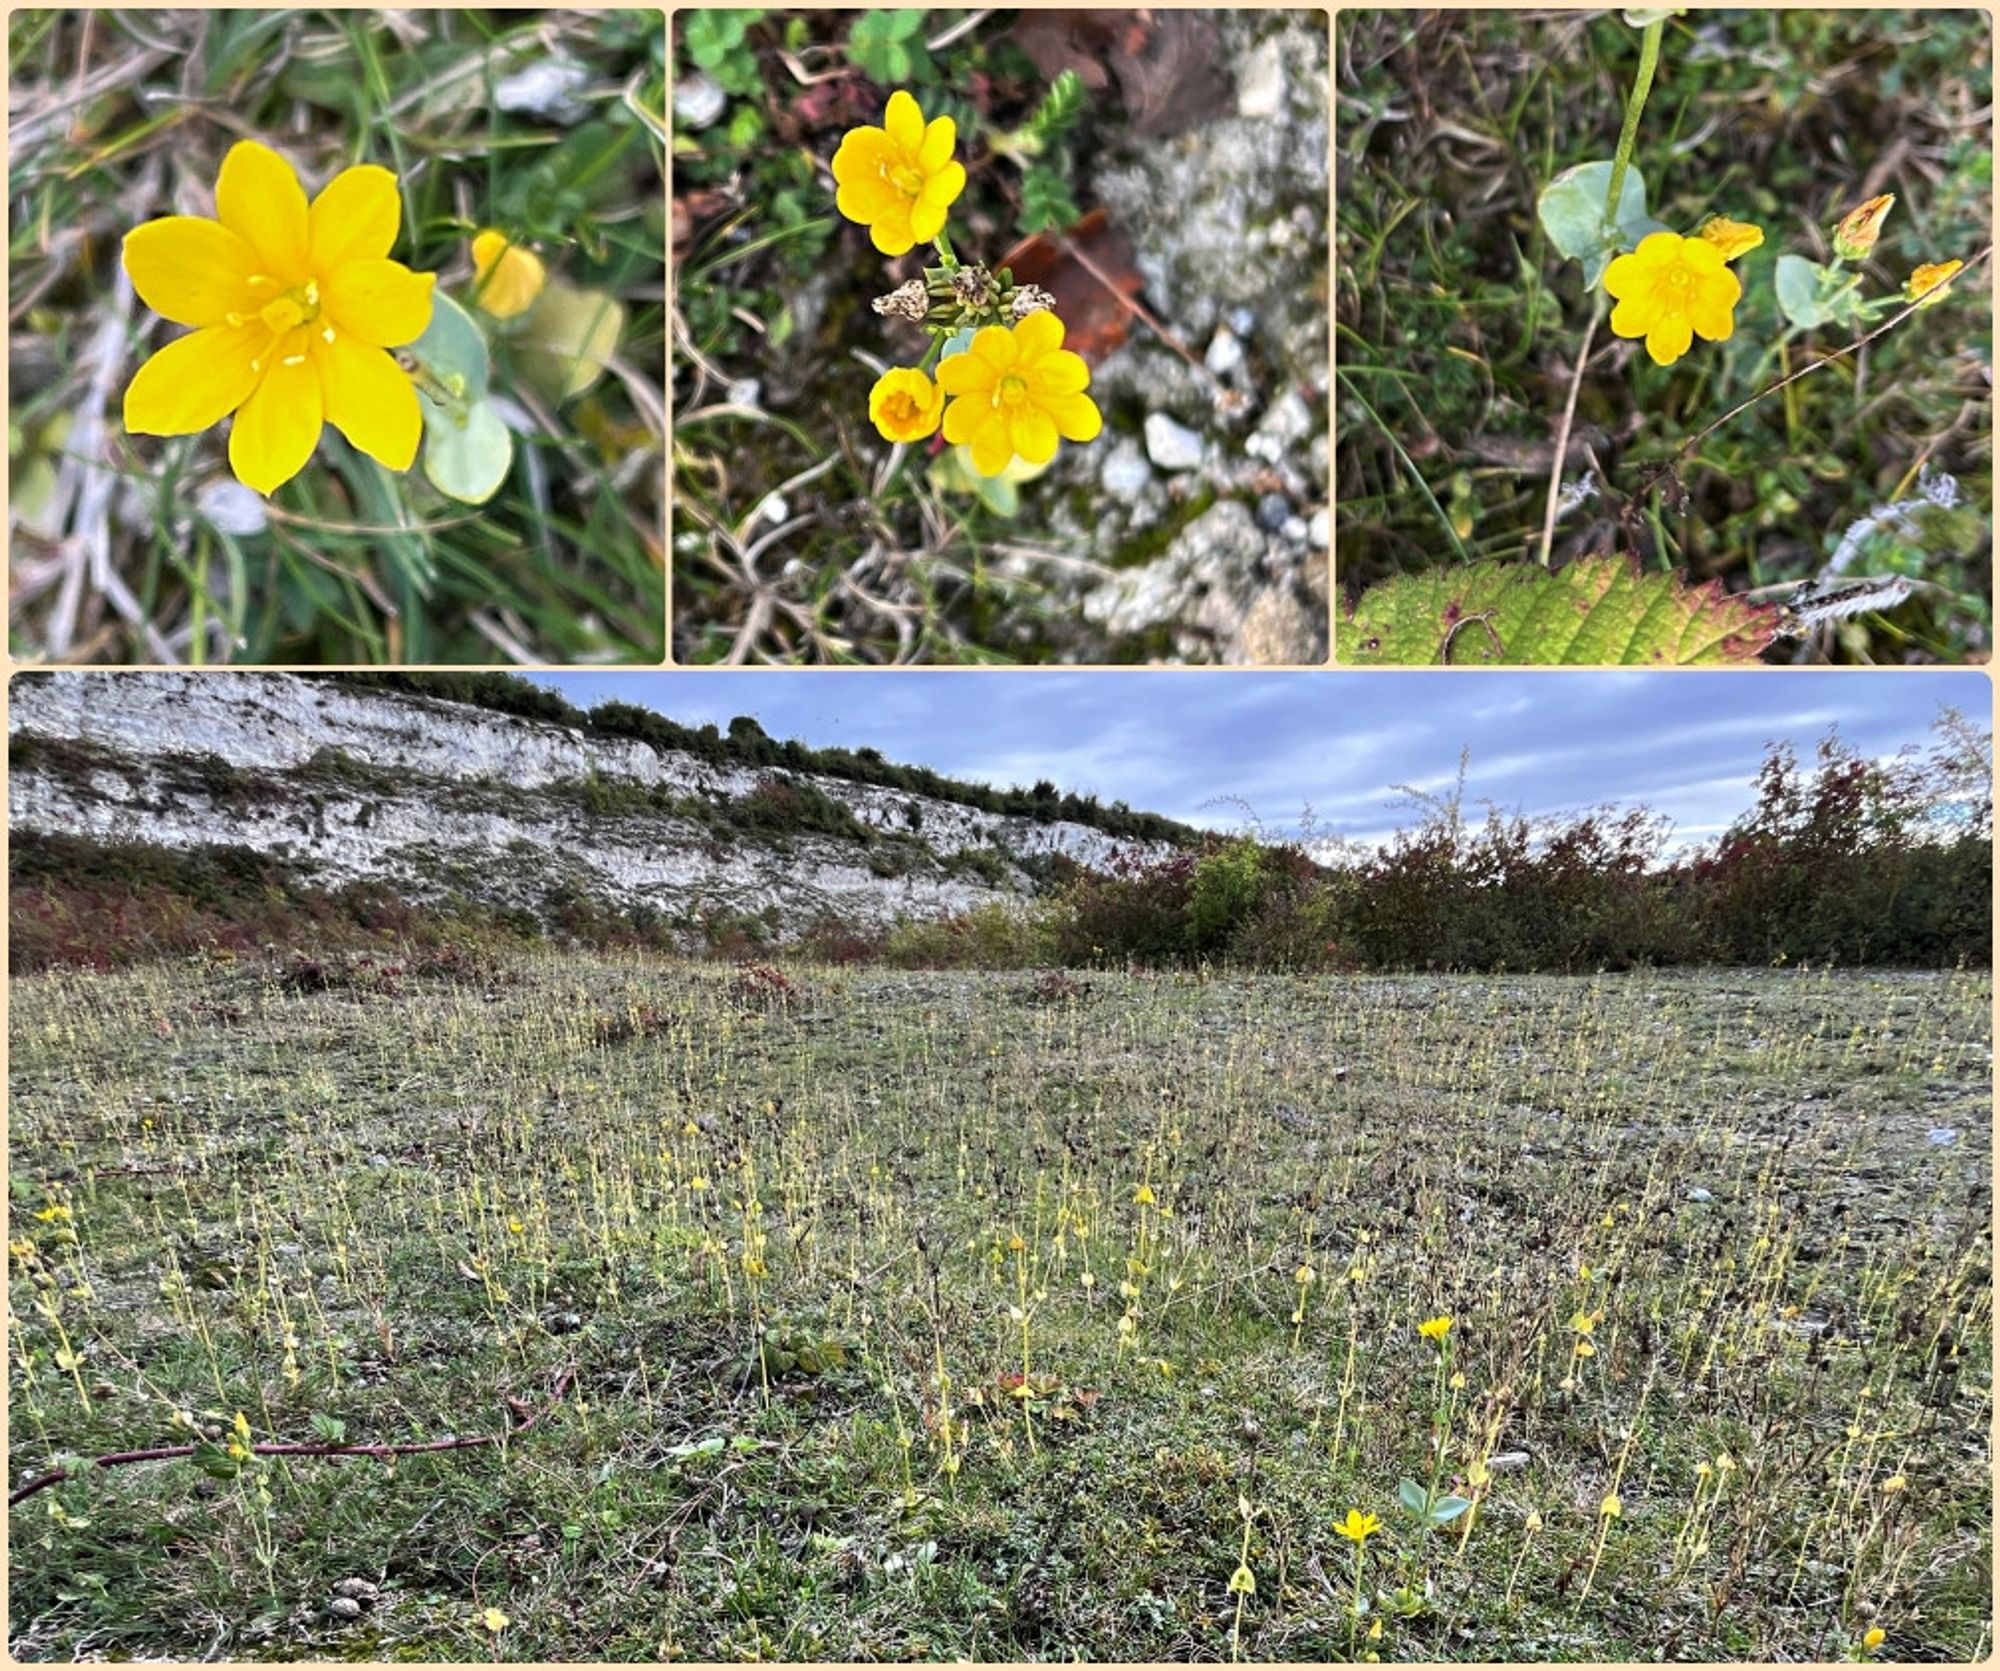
[[1339, 554, 1780, 665]]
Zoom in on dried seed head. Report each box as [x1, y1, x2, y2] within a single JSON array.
[[951, 264, 999, 311], [1010, 284, 1057, 319], [872, 279, 930, 322]]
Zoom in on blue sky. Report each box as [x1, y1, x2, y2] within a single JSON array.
[[533, 671, 1987, 848]]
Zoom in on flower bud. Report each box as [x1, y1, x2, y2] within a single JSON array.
[[1832, 194, 1894, 261], [1905, 259, 1964, 306]]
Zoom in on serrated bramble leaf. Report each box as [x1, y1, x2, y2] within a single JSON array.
[[1339, 555, 1780, 665]]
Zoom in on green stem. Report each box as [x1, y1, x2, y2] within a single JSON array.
[[1604, 19, 1664, 227], [917, 329, 947, 373], [933, 229, 958, 270]]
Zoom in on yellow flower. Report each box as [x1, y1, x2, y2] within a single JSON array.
[[1863, 1627, 1886, 1652], [831, 91, 966, 256], [1334, 1508, 1383, 1544], [122, 139, 437, 495], [938, 311, 1101, 476], [1697, 215, 1765, 262], [1417, 1315, 1453, 1342], [1905, 260, 1963, 305], [868, 366, 945, 443], [1131, 1183, 1156, 1206], [470, 229, 546, 319], [1600, 1492, 1623, 1518], [1570, 1310, 1596, 1335], [1833, 194, 1895, 261], [479, 1607, 509, 1633], [1227, 1563, 1256, 1595], [1604, 230, 1742, 367]]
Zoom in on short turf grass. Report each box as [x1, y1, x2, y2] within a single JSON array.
[[1336, 8, 1992, 663], [8, 953, 1992, 1660], [8, 8, 665, 666]]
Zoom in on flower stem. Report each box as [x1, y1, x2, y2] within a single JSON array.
[[934, 229, 958, 270], [1604, 19, 1664, 228]]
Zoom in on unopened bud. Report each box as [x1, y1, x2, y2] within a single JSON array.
[[1832, 194, 1894, 261]]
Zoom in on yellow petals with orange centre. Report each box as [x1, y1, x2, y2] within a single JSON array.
[[1603, 230, 1742, 367], [1833, 193, 1895, 261], [831, 91, 967, 257], [1906, 259, 1964, 305], [868, 366, 945, 443], [937, 310, 1101, 477], [121, 139, 436, 494], [470, 229, 547, 319], [1696, 215, 1765, 263]]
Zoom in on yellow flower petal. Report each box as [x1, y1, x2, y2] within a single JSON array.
[[1609, 295, 1658, 337], [1689, 297, 1735, 342], [831, 126, 892, 184], [968, 411, 1013, 476], [941, 394, 984, 445], [919, 115, 957, 172], [883, 90, 924, 153], [1045, 391, 1102, 443], [214, 139, 311, 282], [1907, 259, 1964, 304], [1029, 349, 1091, 397], [308, 164, 401, 274], [969, 325, 1018, 374], [324, 258, 437, 347], [228, 328, 323, 493], [1679, 237, 1726, 276], [122, 323, 265, 435], [121, 217, 260, 328], [937, 352, 995, 397], [1601, 250, 1646, 299], [868, 207, 917, 257], [316, 331, 421, 471], [1644, 315, 1693, 366], [1009, 406, 1058, 465], [1014, 308, 1065, 360], [1697, 215, 1764, 263]]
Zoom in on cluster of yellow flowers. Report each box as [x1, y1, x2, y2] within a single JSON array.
[[833, 92, 1101, 478], [1604, 193, 1965, 369]]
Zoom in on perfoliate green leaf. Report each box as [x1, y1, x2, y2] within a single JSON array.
[[1538, 161, 1669, 288], [406, 291, 491, 410], [419, 394, 513, 505], [1429, 1495, 1475, 1525], [516, 282, 626, 404], [1340, 555, 1781, 665], [1775, 254, 1842, 329], [1397, 1478, 1430, 1517]]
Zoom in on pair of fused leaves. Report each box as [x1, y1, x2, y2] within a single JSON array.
[[1339, 554, 1781, 665], [1538, 160, 1670, 288], [1773, 255, 1866, 330], [405, 285, 627, 504]]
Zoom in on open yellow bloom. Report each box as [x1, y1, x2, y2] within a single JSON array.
[[868, 366, 945, 442], [122, 140, 435, 495], [1906, 259, 1963, 305], [831, 91, 966, 256], [470, 229, 546, 319], [938, 311, 1101, 477], [1697, 215, 1764, 262], [1417, 1315, 1453, 1341], [1334, 1508, 1383, 1544], [1603, 231, 1741, 367]]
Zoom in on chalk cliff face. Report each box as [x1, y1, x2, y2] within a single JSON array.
[[7, 674, 1180, 937]]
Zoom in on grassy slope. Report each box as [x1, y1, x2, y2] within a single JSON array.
[[8, 9, 665, 665], [8, 954, 1992, 1661], [1336, 9, 1992, 663]]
